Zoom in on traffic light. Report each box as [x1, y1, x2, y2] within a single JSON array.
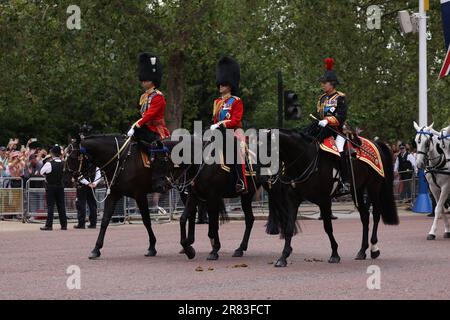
[[284, 90, 301, 120]]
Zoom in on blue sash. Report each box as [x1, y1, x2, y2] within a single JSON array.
[[219, 97, 235, 122], [140, 91, 158, 115]]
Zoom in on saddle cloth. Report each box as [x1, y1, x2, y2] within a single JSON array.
[[320, 136, 385, 177]]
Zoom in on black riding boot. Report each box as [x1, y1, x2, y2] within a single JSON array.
[[339, 152, 351, 193], [235, 164, 246, 194], [134, 127, 161, 148]]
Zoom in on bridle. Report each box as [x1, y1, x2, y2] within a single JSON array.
[[268, 141, 320, 187], [415, 129, 435, 163], [416, 128, 450, 177], [64, 137, 132, 201]]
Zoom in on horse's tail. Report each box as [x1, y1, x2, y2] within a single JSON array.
[[376, 141, 399, 225], [265, 182, 299, 238]]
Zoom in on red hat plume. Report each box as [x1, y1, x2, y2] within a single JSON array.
[[325, 58, 334, 71]]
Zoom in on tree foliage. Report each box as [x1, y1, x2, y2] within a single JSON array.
[[0, 0, 448, 147]]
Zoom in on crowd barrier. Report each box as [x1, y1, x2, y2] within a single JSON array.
[[0, 177, 23, 219], [24, 178, 172, 224], [0, 171, 424, 224]]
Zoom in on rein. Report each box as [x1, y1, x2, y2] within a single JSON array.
[[167, 162, 206, 192], [270, 143, 320, 187], [66, 137, 132, 202], [416, 129, 450, 179]]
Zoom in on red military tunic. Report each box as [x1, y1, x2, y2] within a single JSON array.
[[136, 88, 170, 139], [213, 94, 244, 129], [213, 94, 247, 189]]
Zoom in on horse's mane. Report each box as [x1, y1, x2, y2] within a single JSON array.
[[277, 127, 316, 144]]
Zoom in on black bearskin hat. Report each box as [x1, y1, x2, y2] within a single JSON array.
[[138, 52, 162, 87], [216, 56, 240, 95]]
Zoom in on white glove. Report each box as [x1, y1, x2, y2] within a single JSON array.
[[127, 128, 135, 137], [318, 119, 328, 128], [210, 124, 220, 130]]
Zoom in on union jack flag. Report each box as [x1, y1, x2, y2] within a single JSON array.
[[439, 0, 450, 78]]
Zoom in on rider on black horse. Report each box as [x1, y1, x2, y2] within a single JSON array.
[[127, 53, 170, 146], [315, 57, 350, 194], [210, 56, 247, 194]]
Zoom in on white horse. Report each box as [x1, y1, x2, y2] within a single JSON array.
[[414, 122, 450, 240]]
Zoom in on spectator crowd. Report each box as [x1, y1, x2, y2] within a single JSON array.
[[0, 138, 67, 188]]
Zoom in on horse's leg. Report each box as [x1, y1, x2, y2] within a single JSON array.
[[135, 194, 157, 257], [442, 208, 450, 238], [320, 201, 340, 263], [355, 190, 370, 260], [427, 186, 443, 240], [206, 200, 221, 261], [438, 186, 450, 238], [370, 209, 381, 259], [274, 199, 301, 268], [274, 236, 293, 268], [233, 192, 255, 257], [180, 194, 198, 259], [89, 193, 120, 259]]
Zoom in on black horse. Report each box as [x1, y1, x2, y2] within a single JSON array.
[[265, 128, 399, 267], [65, 134, 171, 259], [163, 130, 263, 261]]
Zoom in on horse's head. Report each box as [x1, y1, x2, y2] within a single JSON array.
[[64, 138, 88, 182], [414, 121, 437, 169], [148, 141, 179, 193]]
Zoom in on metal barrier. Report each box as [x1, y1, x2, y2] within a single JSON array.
[[0, 177, 24, 218], [3, 170, 423, 224], [24, 178, 171, 224], [393, 170, 418, 204], [26, 177, 78, 222], [125, 192, 172, 223]]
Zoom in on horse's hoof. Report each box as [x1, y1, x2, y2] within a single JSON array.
[[355, 251, 367, 260], [232, 249, 244, 258], [184, 246, 196, 260], [89, 249, 101, 260], [207, 252, 219, 261], [371, 250, 381, 259], [444, 232, 450, 239], [179, 248, 185, 254], [274, 259, 287, 268], [328, 256, 341, 264], [427, 234, 436, 240], [145, 248, 157, 257]]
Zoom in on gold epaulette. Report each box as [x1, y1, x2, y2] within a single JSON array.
[[139, 93, 147, 106], [336, 91, 346, 97]]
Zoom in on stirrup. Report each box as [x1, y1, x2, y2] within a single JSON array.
[[235, 182, 246, 194], [339, 182, 351, 193]]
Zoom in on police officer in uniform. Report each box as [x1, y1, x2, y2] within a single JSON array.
[[210, 56, 246, 193], [40, 145, 67, 230], [127, 53, 170, 145], [74, 164, 101, 229]]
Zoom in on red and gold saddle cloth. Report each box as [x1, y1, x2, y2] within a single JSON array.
[[320, 136, 385, 178]]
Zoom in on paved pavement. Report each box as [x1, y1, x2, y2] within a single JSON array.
[[1, 208, 449, 300]]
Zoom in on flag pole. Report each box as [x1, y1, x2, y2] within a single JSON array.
[[418, 0, 428, 127], [413, 0, 433, 214]]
